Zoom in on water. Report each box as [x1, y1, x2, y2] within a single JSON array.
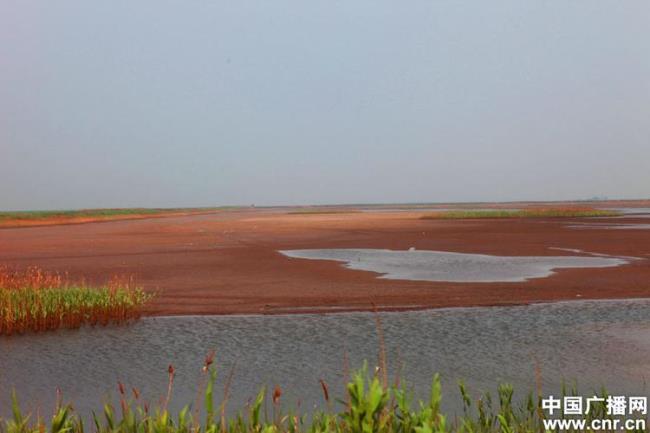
[[598, 208, 650, 219], [1, 300, 649, 418], [280, 249, 629, 282], [567, 223, 650, 230], [606, 208, 650, 215]]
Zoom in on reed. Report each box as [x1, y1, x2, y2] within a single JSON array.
[[2, 359, 643, 433], [0, 266, 152, 336], [421, 208, 621, 220]]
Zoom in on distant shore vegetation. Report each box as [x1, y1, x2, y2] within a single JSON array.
[[0, 207, 238, 227], [421, 208, 621, 220]]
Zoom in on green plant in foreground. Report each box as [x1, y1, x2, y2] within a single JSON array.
[[2, 359, 646, 433]]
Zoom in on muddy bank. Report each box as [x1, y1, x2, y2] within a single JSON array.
[[0, 206, 649, 315]]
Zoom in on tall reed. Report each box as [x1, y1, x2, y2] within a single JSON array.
[[0, 266, 152, 336]]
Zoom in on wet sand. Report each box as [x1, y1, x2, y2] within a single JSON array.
[[0, 205, 649, 315]]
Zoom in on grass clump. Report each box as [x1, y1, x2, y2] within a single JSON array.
[[0, 266, 152, 336], [2, 358, 644, 433], [421, 208, 621, 220]]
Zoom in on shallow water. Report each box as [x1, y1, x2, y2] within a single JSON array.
[[567, 223, 650, 230], [597, 208, 650, 219], [1, 300, 649, 418], [280, 249, 628, 282], [606, 207, 650, 215]]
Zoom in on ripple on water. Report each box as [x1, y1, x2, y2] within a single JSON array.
[[1, 300, 649, 418]]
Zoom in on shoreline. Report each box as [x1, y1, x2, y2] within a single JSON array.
[[143, 295, 650, 318]]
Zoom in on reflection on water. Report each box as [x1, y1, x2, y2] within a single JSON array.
[[280, 249, 629, 282], [1, 300, 649, 418]]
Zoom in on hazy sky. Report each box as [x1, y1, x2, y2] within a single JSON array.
[[1, 1, 649, 210]]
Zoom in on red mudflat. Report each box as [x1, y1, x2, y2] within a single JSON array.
[[1, 203, 649, 315]]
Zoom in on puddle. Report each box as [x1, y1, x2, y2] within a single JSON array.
[[280, 249, 629, 282]]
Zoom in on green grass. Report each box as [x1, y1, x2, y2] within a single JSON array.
[[421, 208, 621, 220], [2, 362, 644, 433]]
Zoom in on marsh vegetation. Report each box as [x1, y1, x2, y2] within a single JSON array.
[[2, 358, 640, 433], [0, 266, 152, 335]]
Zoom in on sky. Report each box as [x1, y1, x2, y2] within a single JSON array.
[[1, 1, 649, 211]]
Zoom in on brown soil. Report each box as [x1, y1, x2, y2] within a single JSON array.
[[0, 203, 649, 315]]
